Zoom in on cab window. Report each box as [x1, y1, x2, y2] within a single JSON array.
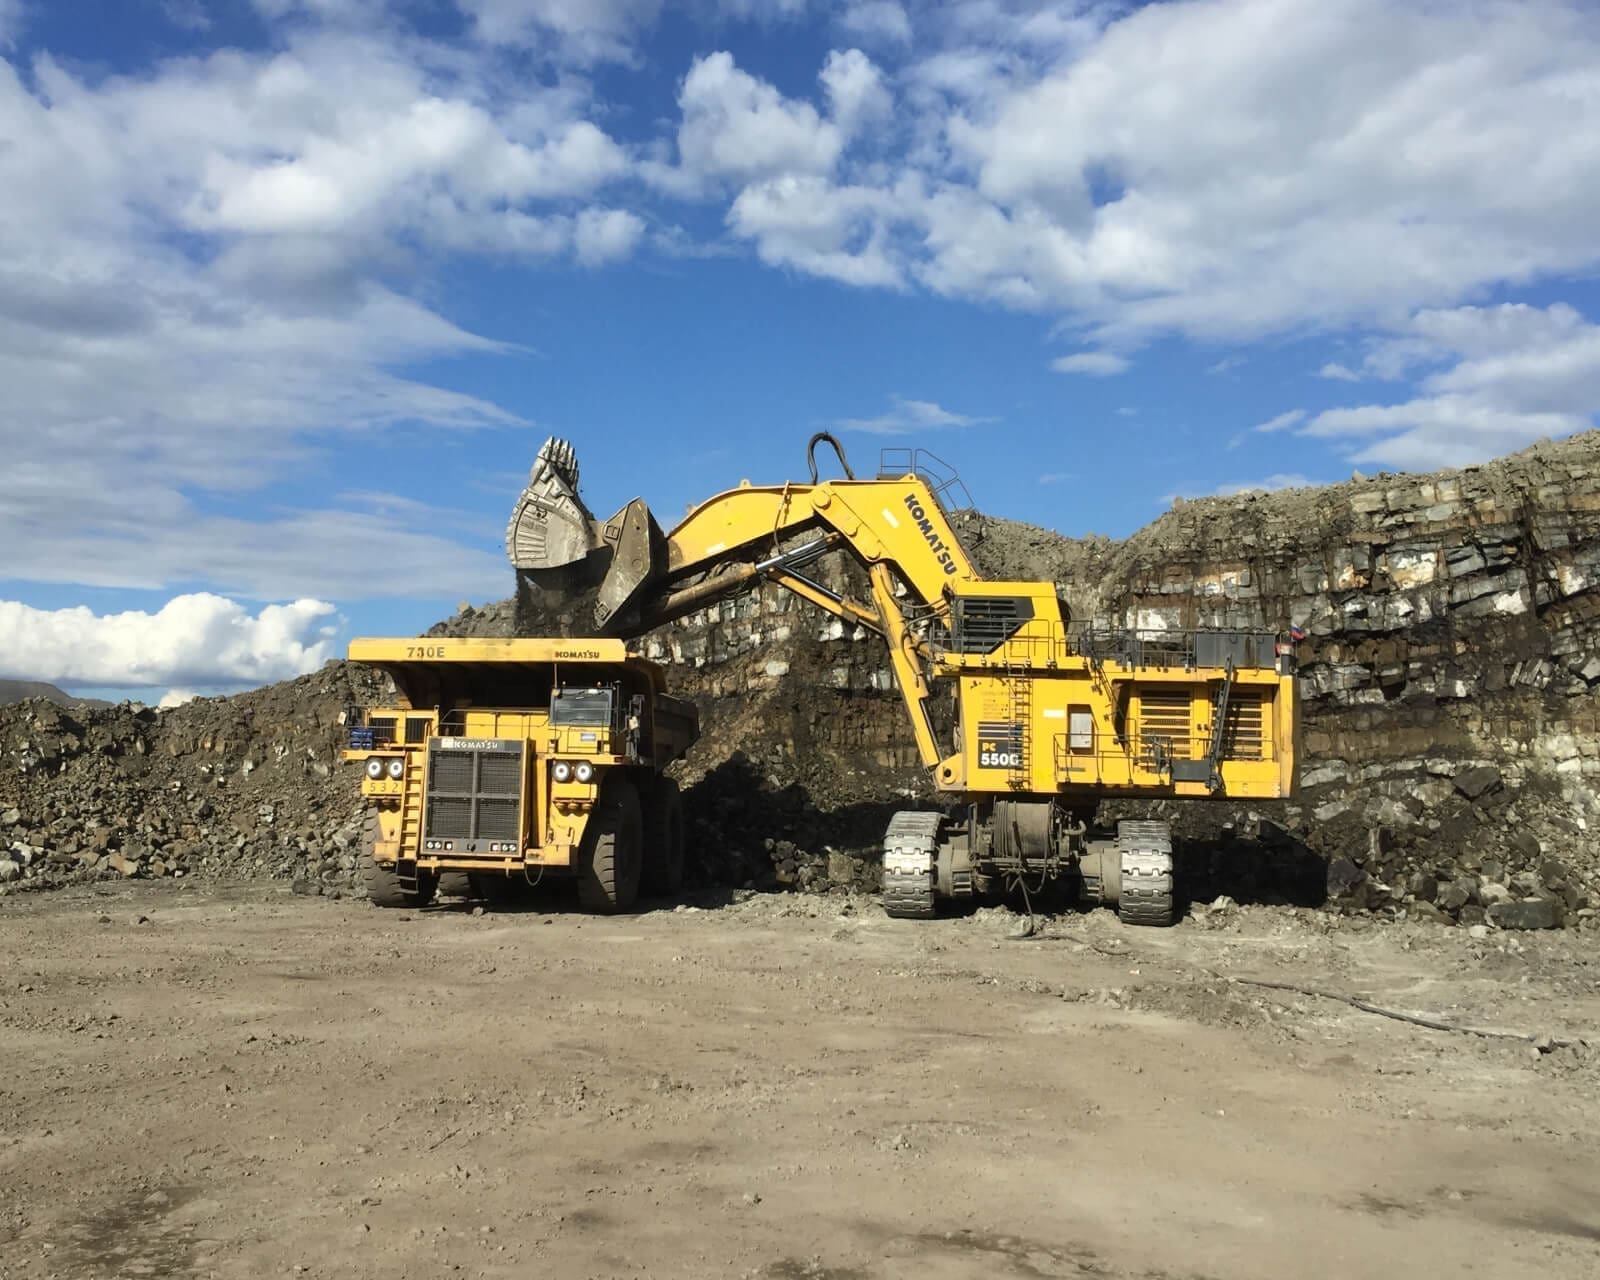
[[550, 686, 614, 728]]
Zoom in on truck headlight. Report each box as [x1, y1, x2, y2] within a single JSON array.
[[365, 758, 384, 779], [386, 757, 405, 780], [575, 761, 594, 783], [552, 761, 572, 782]]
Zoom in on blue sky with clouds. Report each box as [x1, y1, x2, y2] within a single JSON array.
[[2, 0, 1599, 700]]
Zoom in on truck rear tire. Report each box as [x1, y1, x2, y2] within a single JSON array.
[[642, 776, 685, 898], [362, 811, 437, 909], [577, 779, 643, 914]]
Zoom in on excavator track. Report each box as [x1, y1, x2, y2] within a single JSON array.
[[882, 811, 941, 919], [1116, 820, 1177, 927]]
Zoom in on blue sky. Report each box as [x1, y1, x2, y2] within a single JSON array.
[[2, 0, 1599, 700]]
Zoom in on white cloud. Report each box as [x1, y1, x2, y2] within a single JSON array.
[[717, 0, 811, 19], [1213, 474, 1312, 497], [839, 1, 911, 45], [573, 207, 647, 265], [834, 395, 992, 435], [0, 596, 340, 689], [5, 33, 634, 259], [0, 0, 25, 46], [936, 0, 1600, 343], [456, 0, 664, 62], [0, 30, 644, 602], [820, 48, 892, 138], [1252, 409, 1306, 434], [159, 689, 200, 709], [1299, 303, 1600, 469], [675, 51, 843, 186], [1038, 471, 1071, 485], [649, 1, 1600, 358], [728, 174, 904, 286], [1318, 362, 1361, 382], [173, 70, 629, 241], [1051, 352, 1129, 376]]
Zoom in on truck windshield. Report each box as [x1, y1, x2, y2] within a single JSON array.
[[550, 687, 614, 728]]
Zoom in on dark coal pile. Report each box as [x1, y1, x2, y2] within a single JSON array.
[[680, 754, 906, 893]]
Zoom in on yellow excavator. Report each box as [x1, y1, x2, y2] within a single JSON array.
[[507, 434, 1298, 925]]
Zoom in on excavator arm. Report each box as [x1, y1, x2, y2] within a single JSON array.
[[507, 434, 986, 768]]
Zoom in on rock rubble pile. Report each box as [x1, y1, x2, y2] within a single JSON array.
[[0, 665, 386, 896]]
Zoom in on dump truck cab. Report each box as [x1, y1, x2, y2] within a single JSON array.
[[343, 637, 697, 913]]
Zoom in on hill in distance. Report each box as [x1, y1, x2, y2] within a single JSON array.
[[0, 679, 113, 710]]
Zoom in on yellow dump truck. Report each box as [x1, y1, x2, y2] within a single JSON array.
[[343, 637, 698, 912]]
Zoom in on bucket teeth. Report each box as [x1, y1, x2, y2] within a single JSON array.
[[506, 436, 600, 571]]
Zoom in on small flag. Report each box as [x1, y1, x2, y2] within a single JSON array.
[[1289, 624, 1307, 641]]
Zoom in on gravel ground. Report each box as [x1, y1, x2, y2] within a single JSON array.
[[2, 886, 1598, 1280]]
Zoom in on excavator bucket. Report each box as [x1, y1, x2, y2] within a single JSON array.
[[594, 498, 666, 629], [505, 437, 667, 632], [505, 437, 602, 572]]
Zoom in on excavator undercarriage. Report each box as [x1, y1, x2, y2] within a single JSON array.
[[506, 434, 1298, 926]]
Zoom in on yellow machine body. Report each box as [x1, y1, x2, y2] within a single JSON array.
[[342, 637, 697, 879], [542, 470, 1297, 808]]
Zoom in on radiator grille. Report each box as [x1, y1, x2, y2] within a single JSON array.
[[478, 753, 522, 794], [1221, 697, 1266, 760], [476, 799, 520, 840], [950, 596, 1035, 653], [427, 797, 472, 836], [425, 739, 524, 845], [1136, 690, 1192, 760], [429, 753, 474, 793]]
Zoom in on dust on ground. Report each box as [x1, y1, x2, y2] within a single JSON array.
[[2, 885, 1597, 1279]]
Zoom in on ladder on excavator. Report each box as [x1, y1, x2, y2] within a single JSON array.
[[1202, 659, 1237, 792], [1003, 643, 1032, 791]]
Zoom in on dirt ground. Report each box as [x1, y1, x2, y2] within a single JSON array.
[[2, 884, 1598, 1280]]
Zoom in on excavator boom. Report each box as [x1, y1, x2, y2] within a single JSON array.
[[507, 433, 980, 635]]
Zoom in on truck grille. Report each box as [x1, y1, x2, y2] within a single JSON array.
[[424, 738, 525, 852]]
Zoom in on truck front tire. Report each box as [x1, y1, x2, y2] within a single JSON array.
[[362, 810, 437, 909], [577, 779, 643, 914]]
